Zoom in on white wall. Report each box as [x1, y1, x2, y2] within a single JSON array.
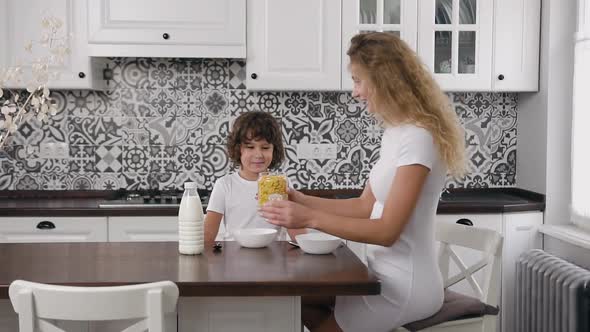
[[517, 0, 590, 267], [518, 0, 575, 225]]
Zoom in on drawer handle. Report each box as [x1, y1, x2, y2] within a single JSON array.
[[456, 218, 474, 226], [36, 221, 56, 230]]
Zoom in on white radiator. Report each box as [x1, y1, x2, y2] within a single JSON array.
[[516, 249, 590, 332]]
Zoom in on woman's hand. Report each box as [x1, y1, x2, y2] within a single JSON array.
[[259, 200, 314, 229], [287, 188, 306, 204]]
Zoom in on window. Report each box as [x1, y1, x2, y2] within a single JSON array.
[[571, 3, 590, 231]]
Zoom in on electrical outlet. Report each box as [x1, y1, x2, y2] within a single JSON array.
[[54, 142, 69, 159], [39, 142, 55, 159], [296, 143, 337, 160], [39, 142, 69, 159]]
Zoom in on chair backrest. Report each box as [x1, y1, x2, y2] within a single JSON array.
[[436, 222, 503, 306], [9, 280, 179, 332]]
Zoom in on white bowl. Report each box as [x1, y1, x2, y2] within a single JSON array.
[[295, 233, 342, 254], [233, 228, 278, 248]]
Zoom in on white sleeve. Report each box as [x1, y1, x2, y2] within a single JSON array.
[[206, 178, 226, 214], [395, 128, 436, 170]]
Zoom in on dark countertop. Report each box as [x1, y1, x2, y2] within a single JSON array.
[[0, 188, 545, 217], [0, 241, 380, 298]]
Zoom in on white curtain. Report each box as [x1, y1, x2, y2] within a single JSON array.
[[571, 1, 590, 230]]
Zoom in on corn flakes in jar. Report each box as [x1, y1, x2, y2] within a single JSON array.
[[258, 172, 288, 206]]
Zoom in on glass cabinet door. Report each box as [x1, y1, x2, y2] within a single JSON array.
[[341, 0, 417, 90], [418, 0, 493, 91]]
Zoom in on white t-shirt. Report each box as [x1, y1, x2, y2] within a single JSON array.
[[206, 172, 284, 240], [335, 124, 446, 331]]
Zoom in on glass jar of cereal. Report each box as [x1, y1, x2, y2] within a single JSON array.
[[257, 171, 288, 206]]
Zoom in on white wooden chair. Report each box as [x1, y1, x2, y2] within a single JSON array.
[[8, 280, 179, 332], [397, 222, 503, 332]]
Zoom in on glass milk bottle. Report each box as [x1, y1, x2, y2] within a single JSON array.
[[178, 182, 204, 255]]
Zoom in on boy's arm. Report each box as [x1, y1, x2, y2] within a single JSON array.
[[204, 211, 223, 244]]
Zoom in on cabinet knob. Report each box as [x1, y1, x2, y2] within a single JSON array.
[[36, 221, 56, 230], [162, 33, 170, 40], [251, 73, 258, 80], [456, 218, 474, 226], [497, 74, 505, 81], [78, 72, 86, 79]]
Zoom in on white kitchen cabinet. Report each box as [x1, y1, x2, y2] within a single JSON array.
[[87, 0, 246, 58], [0, 0, 105, 90], [250, 0, 539, 92], [178, 297, 301, 332], [0, 217, 107, 243], [492, 0, 541, 91], [246, 0, 342, 91], [437, 211, 543, 332], [341, 0, 418, 90], [417, 0, 540, 91], [108, 216, 227, 242], [108, 216, 178, 242], [417, 0, 494, 91]]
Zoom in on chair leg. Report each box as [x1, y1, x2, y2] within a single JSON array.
[[17, 290, 35, 332], [147, 289, 164, 332]]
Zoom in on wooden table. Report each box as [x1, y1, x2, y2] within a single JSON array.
[[0, 241, 379, 332]]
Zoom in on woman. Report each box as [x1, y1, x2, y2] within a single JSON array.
[[260, 32, 466, 332]]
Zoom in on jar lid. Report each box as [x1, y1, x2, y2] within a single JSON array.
[[184, 182, 199, 189]]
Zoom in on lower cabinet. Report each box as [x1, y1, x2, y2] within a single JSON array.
[[108, 216, 229, 242], [0, 217, 107, 243], [108, 216, 178, 242], [436, 211, 543, 332], [0, 217, 108, 332]]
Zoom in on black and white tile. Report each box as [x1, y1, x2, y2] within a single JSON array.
[[0, 58, 518, 190]]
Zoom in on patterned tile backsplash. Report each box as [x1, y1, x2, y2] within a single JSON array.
[[0, 58, 517, 191]]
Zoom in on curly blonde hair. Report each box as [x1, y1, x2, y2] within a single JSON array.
[[347, 32, 466, 177]]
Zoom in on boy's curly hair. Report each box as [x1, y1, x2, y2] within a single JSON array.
[[227, 111, 285, 169]]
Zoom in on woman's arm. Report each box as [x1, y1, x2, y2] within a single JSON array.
[[204, 211, 223, 244], [261, 164, 430, 246], [292, 184, 376, 219]]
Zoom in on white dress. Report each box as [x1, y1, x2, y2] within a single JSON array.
[[334, 124, 445, 331]]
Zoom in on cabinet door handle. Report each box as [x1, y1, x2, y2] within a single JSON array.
[[456, 218, 474, 226], [162, 33, 170, 40], [497, 74, 505, 80], [36, 221, 56, 230], [250, 73, 258, 79]]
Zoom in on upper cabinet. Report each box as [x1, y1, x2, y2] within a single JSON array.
[[417, 0, 540, 91], [0, 0, 106, 90], [492, 0, 541, 91], [246, 0, 341, 91], [341, 0, 418, 90], [249, 0, 540, 92], [87, 0, 246, 58], [417, 0, 493, 91]]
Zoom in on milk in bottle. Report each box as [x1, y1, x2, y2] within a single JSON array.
[[178, 182, 204, 255]]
